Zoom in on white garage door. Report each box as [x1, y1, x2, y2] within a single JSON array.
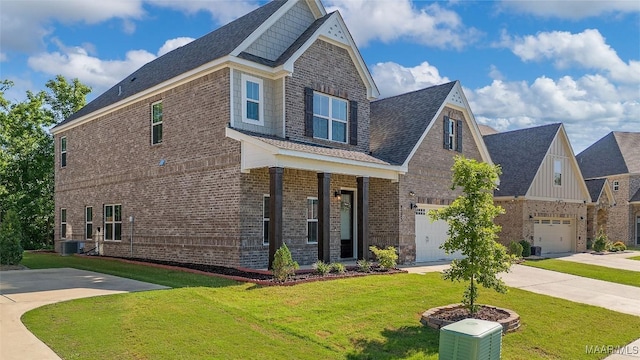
[[533, 218, 574, 254], [415, 206, 461, 262]]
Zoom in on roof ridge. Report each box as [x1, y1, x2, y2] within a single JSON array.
[[371, 81, 457, 103]]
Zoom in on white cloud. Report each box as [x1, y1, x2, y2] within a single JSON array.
[[326, 0, 479, 48], [146, 0, 260, 25], [0, 52, 7, 62], [157, 37, 195, 56], [504, 29, 640, 83], [499, 0, 639, 20], [371, 61, 451, 98]]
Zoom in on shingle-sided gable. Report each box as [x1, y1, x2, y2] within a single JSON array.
[[484, 123, 561, 197]]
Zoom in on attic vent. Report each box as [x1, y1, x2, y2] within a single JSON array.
[[118, 85, 122, 96], [130, 77, 136, 82], [449, 90, 464, 107]]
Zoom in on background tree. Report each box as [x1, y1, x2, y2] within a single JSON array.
[[429, 156, 511, 314], [0, 209, 24, 265], [0, 76, 91, 249]]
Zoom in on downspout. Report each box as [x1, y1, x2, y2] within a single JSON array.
[[129, 215, 134, 257]]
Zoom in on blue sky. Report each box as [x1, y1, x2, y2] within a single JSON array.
[[1, 0, 638, 153]]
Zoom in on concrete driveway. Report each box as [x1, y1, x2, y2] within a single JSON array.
[[553, 251, 640, 271], [0, 268, 167, 360]]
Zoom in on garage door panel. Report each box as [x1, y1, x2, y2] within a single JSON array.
[[533, 218, 573, 254], [415, 207, 462, 262]]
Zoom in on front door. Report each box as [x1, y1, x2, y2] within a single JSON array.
[[340, 191, 354, 258], [636, 216, 640, 245]]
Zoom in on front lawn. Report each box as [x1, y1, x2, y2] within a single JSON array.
[[523, 259, 640, 287], [21, 253, 640, 359], [629, 256, 640, 261]]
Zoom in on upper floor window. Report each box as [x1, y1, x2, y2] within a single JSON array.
[[242, 74, 264, 125], [60, 137, 67, 167], [613, 180, 619, 191], [313, 92, 348, 143], [151, 101, 163, 145], [85, 206, 93, 240], [104, 204, 122, 241], [443, 117, 462, 152], [307, 197, 318, 244], [263, 195, 270, 245], [553, 159, 562, 186], [60, 208, 67, 239]]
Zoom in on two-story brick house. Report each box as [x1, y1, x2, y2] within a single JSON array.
[[577, 132, 640, 246], [51, 0, 492, 268]]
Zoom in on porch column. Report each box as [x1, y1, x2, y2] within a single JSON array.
[[268, 167, 284, 269], [357, 176, 369, 260], [318, 173, 331, 263]]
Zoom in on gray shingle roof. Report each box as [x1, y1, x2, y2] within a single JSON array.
[[631, 187, 640, 203], [584, 178, 607, 203], [483, 123, 562, 197], [576, 132, 629, 178], [613, 132, 640, 174], [369, 81, 456, 165], [56, 0, 288, 127]]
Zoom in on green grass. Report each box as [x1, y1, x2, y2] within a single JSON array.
[[523, 259, 640, 288], [21, 253, 640, 360], [630, 256, 640, 261]]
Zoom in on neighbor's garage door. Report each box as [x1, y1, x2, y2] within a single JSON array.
[[415, 205, 461, 262], [533, 218, 574, 254]]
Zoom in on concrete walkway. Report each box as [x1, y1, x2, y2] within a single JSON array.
[[0, 268, 167, 360], [553, 251, 640, 272], [405, 261, 640, 359]]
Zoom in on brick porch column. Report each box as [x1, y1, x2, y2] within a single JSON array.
[[268, 167, 284, 269], [318, 172, 331, 263], [357, 176, 369, 260]]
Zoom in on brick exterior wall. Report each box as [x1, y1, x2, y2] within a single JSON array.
[[396, 107, 483, 263], [604, 174, 640, 245], [285, 39, 370, 153], [54, 69, 247, 266]]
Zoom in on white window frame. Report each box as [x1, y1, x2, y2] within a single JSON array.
[[151, 101, 163, 145], [241, 74, 264, 126], [263, 195, 269, 245], [104, 204, 122, 241], [613, 180, 619, 191], [60, 136, 67, 168], [307, 197, 318, 244], [553, 159, 562, 186], [85, 206, 93, 240], [448, 118, 456, 151], [313, 92, 348, 143], [60, 208, 67, 239]]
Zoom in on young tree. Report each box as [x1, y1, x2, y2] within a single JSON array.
[[429, 156, 510, 314], [0, 76, 90, 249]]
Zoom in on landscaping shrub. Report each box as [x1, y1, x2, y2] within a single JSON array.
[[508, 241, 523, 258], [271, 244, 299, 282], [593, 228, 608, 252], [0, 210, 24, 265], [356, 259, 372, 272], [331, 262, 346, 274], [519, 240, 532, 257], [369, 246, 398, 270], [313, 260, 331, 276], [611, 241, 627, 252]]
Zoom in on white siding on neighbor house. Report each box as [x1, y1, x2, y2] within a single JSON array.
[[245, 0, 316, 61], [528, 134, 585, 200], [232, 69, 283, 136]]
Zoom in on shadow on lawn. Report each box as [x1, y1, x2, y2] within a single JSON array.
[[347, 325, 439, 360]]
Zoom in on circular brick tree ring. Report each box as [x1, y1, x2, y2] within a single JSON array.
[[420, 304, 520, 333]]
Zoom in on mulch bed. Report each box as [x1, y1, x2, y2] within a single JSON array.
[[435, 305, 510, 323], [88, 256, 407, 286]]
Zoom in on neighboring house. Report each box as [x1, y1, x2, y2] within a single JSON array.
[[576, 132, 640, 246], [51, 0, 490, 268], [584, 178, 614, 245], [483, 123, 591, 254]]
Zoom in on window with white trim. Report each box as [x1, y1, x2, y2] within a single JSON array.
[[613, 181, 619, 191], [104, 204, 122, 241], [242, 74, 264, 125], [447, 118, 456, 150], [60, 137, 67, 167], [263, 195, 269, 245], [85, 206, 93, 240], [60, 208, 67, 239], [553, 159, 562, 186], [151, 101, 163, 144], [313, 92, 347, 143], [307, 197, 318, 244]]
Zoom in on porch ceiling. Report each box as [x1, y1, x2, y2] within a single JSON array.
[[226, 127, 406, 180]]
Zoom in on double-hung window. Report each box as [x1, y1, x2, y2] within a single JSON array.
[[447, 119, 456, 150], [60, 137, 67, 167], [613, 181, 619, 191], [553, 159, 562, 186], [104, 204, 122, 241], [313, 92, 347, 143], [443, 117, 463, 152], [151, 101, 163, 144], [242, 74, 264, 125], [85, 206, 93, 240], [263, 195, 270, 245], [307, 198, 318, 244], [60, 208, 67, 239]]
